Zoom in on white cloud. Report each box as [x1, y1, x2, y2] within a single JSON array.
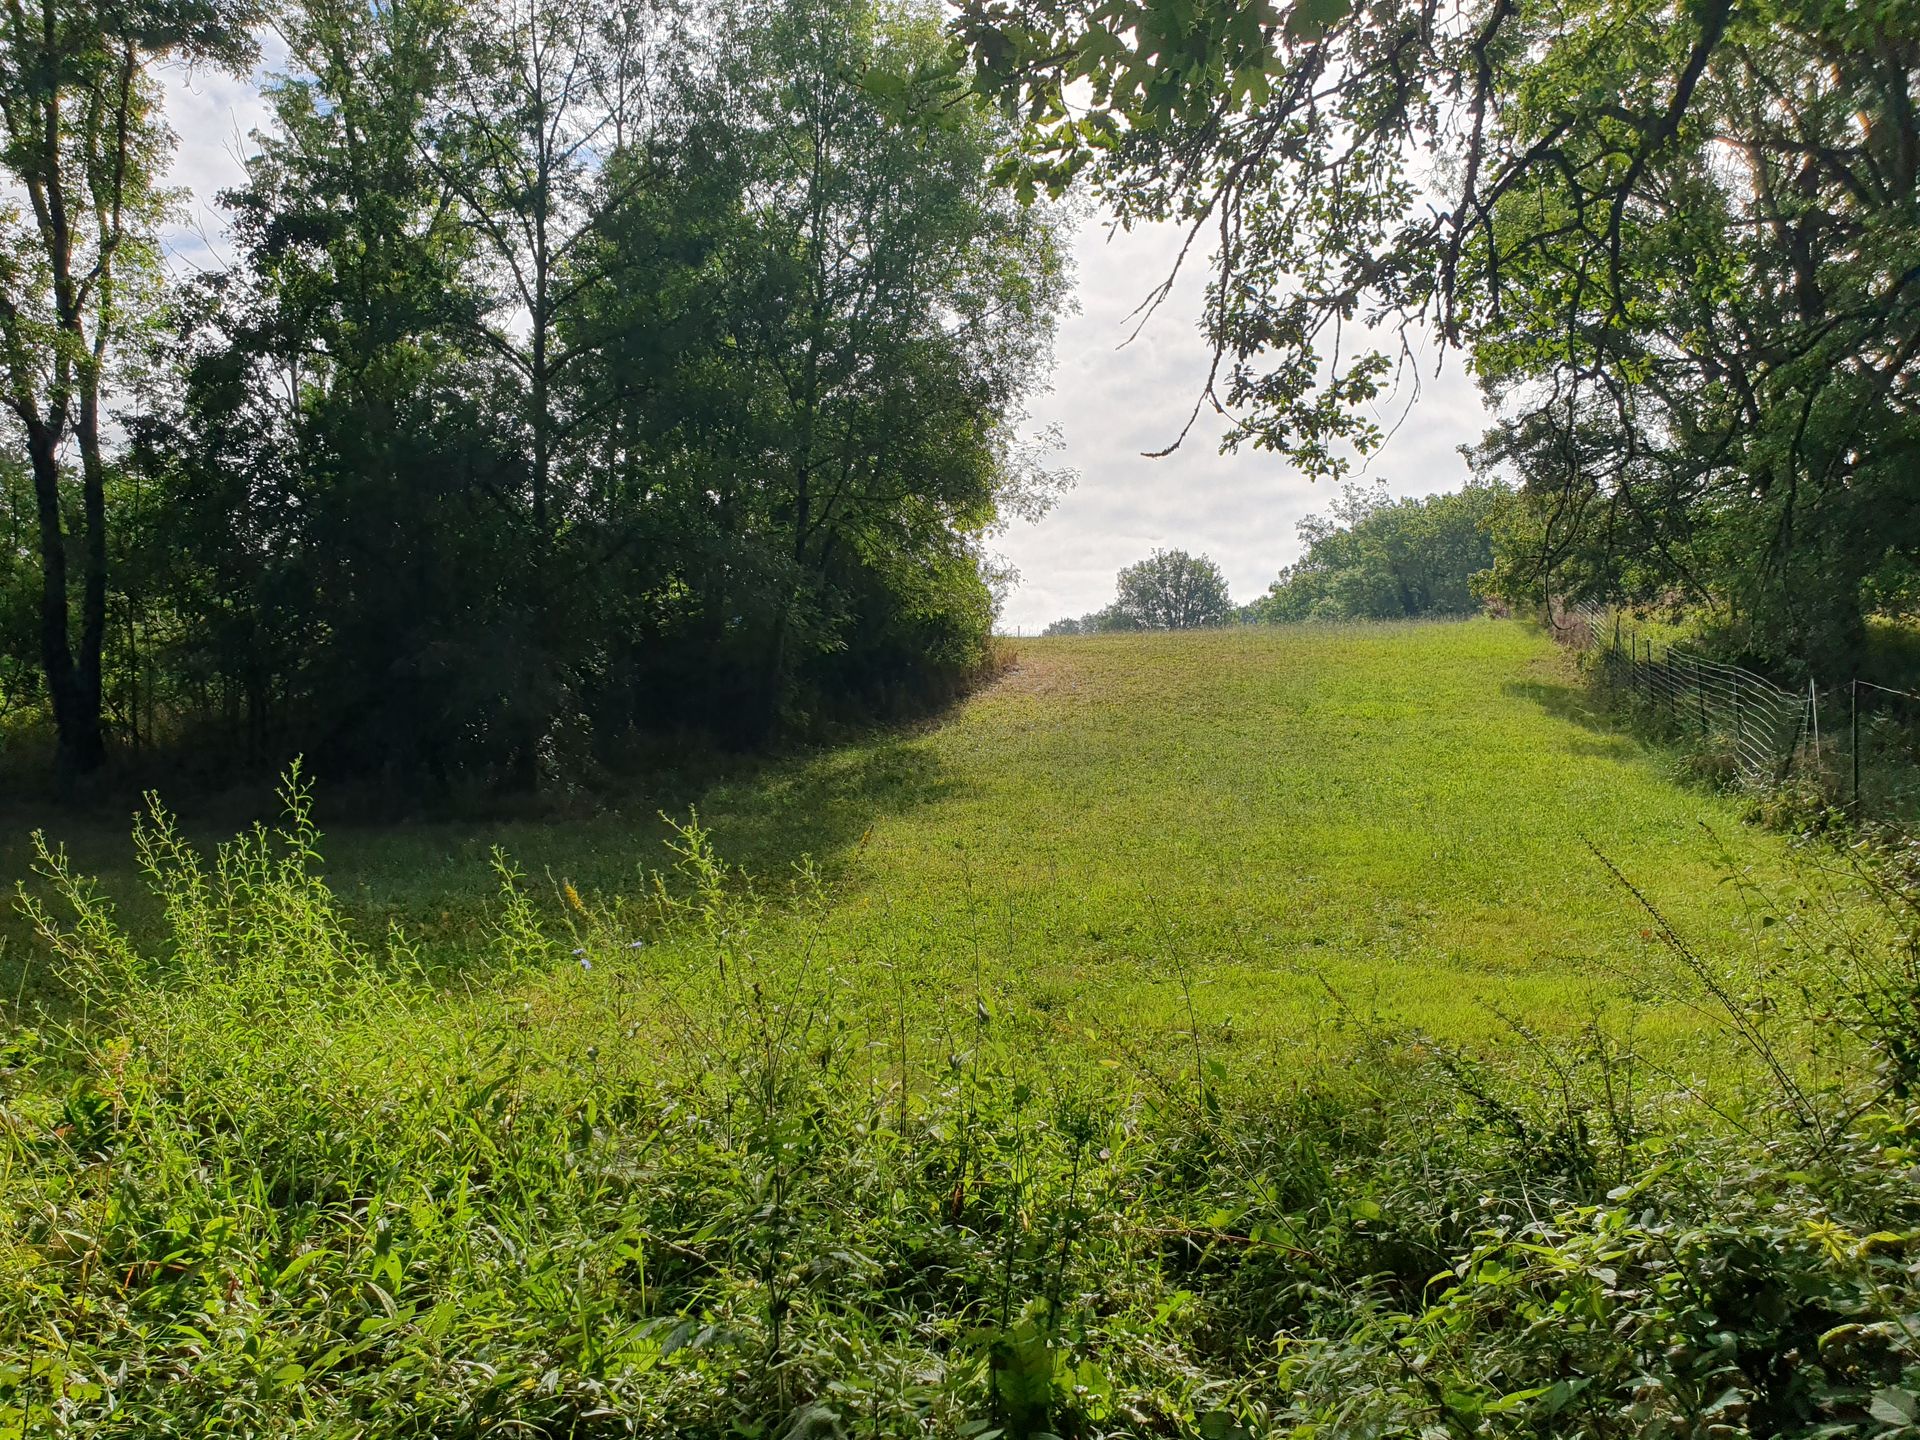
[[156, 40, 283, 277], [997, 219, 1492, 634]]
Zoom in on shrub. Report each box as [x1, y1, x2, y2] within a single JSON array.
[[7, 778, 1920, 1436]]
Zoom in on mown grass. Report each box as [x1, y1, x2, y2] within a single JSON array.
[[10, 618, 1906, 1439], [7, 620, 1805, 1064], [694, 620, 1808, 1069]]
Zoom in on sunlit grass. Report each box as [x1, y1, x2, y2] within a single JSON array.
[[0, 619, 1859, 1437], [673, 620, 1806, 1076], [4, 619, 1806, 1075]]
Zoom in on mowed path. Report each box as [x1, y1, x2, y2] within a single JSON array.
[[696, 619, 1804, 1064]]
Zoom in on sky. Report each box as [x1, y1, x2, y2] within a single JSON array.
[[155, 51, 1492, 636], [1000, 220, 1493, 633]]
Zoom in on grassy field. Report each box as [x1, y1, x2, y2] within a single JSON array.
[[5, 619, 1802, 1064], [685, 619, 1805, 1065], [8, 618, 1873, 1438]]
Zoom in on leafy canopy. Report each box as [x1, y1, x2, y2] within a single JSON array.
[[1253, 480, 1504, 623], [954, 0, 1920, 668]]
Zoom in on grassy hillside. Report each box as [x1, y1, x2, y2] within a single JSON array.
[[9, 619, 1892, 1439], [7, 620, 1797, 1060], [684, 620, 1800, 1062]]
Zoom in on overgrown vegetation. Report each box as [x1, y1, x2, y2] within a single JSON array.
[[1564, 609, 1920, 835], [8, 0, 1920, 1424], [9, 632, 1920, 1436]]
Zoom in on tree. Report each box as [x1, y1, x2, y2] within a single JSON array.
[[87, 0, 1068, 779], [572, 0, 1071, 737], [430, 0, 668, 543], [1113, 549, 1233, 629], [146, 0, 535, 777], [0, 0, 256, 774], [1253, 481, 1504, 622], [954, 0, 1920, 671], [1041, 603, 1138, 635]]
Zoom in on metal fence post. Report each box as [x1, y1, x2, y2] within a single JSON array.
[[1851, 678, 1861, 815]]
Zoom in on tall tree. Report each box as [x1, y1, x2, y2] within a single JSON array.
[[149, 0, 528, 776], [956, 0, 1920, 669], [574, 0, 1071, 736], [1113, 548, 1233, 629], [96, 0, 1068, 778], [432, 0, 671, 541], [0, 0, 256, 774], [734, 0, 1067, 721]]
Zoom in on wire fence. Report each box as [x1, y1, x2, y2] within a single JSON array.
[[1550, 600, 1920, 819]]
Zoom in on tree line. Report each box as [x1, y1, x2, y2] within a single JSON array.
[[961, 0, 1920, 676], [0, 0, 1068, 784], [1043, 482, 1504, 634]]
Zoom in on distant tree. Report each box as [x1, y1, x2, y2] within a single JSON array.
[[1111, 550, 1233, 630], [1252, 481, 1505, 623], [1041, 602, 1139, 636]]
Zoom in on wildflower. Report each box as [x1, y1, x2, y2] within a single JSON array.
[[563, 881, 586, 913], [628, 940, 646, 949]]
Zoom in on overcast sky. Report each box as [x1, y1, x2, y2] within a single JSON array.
[[156, 53, 1492, 636], [1002, 221, 1491, 631]]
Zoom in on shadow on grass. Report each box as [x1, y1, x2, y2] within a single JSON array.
[[0, 732, 965, 1015], [695, 736, 964, 881], [1501, 676, 1638, 759]]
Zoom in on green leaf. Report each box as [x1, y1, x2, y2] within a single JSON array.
[[1871, 1389, 1918, 1426], [1284, 0, 1351, 41], [1483, 1385, 1550, 1414], [275, 1249, 326, 1288]]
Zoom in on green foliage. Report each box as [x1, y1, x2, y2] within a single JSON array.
[[1113, 548, 1236, 629], [0, 0, 261, 774], [955, 0, 1920, 676], [0, 0, 1071, 783], [1045, 548, 1233, 633], [4, 718, 1920, 1435], [1041, 603, 1140, 636], [1252, 480, 1505, 622]]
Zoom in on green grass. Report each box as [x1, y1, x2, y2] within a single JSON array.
[[686, 619, 1800, 1062], [3, 618, 1898, 1439], [5, 619, 1801, 1064]]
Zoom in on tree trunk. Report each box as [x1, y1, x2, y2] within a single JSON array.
[[76, 385, 109, 758], [27, 425, 105, 774]]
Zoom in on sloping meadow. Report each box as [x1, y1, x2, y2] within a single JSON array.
[[7, 624, 1920, 1436]]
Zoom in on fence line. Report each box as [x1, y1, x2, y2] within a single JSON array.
[[1551, 600, 1916, 817]]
